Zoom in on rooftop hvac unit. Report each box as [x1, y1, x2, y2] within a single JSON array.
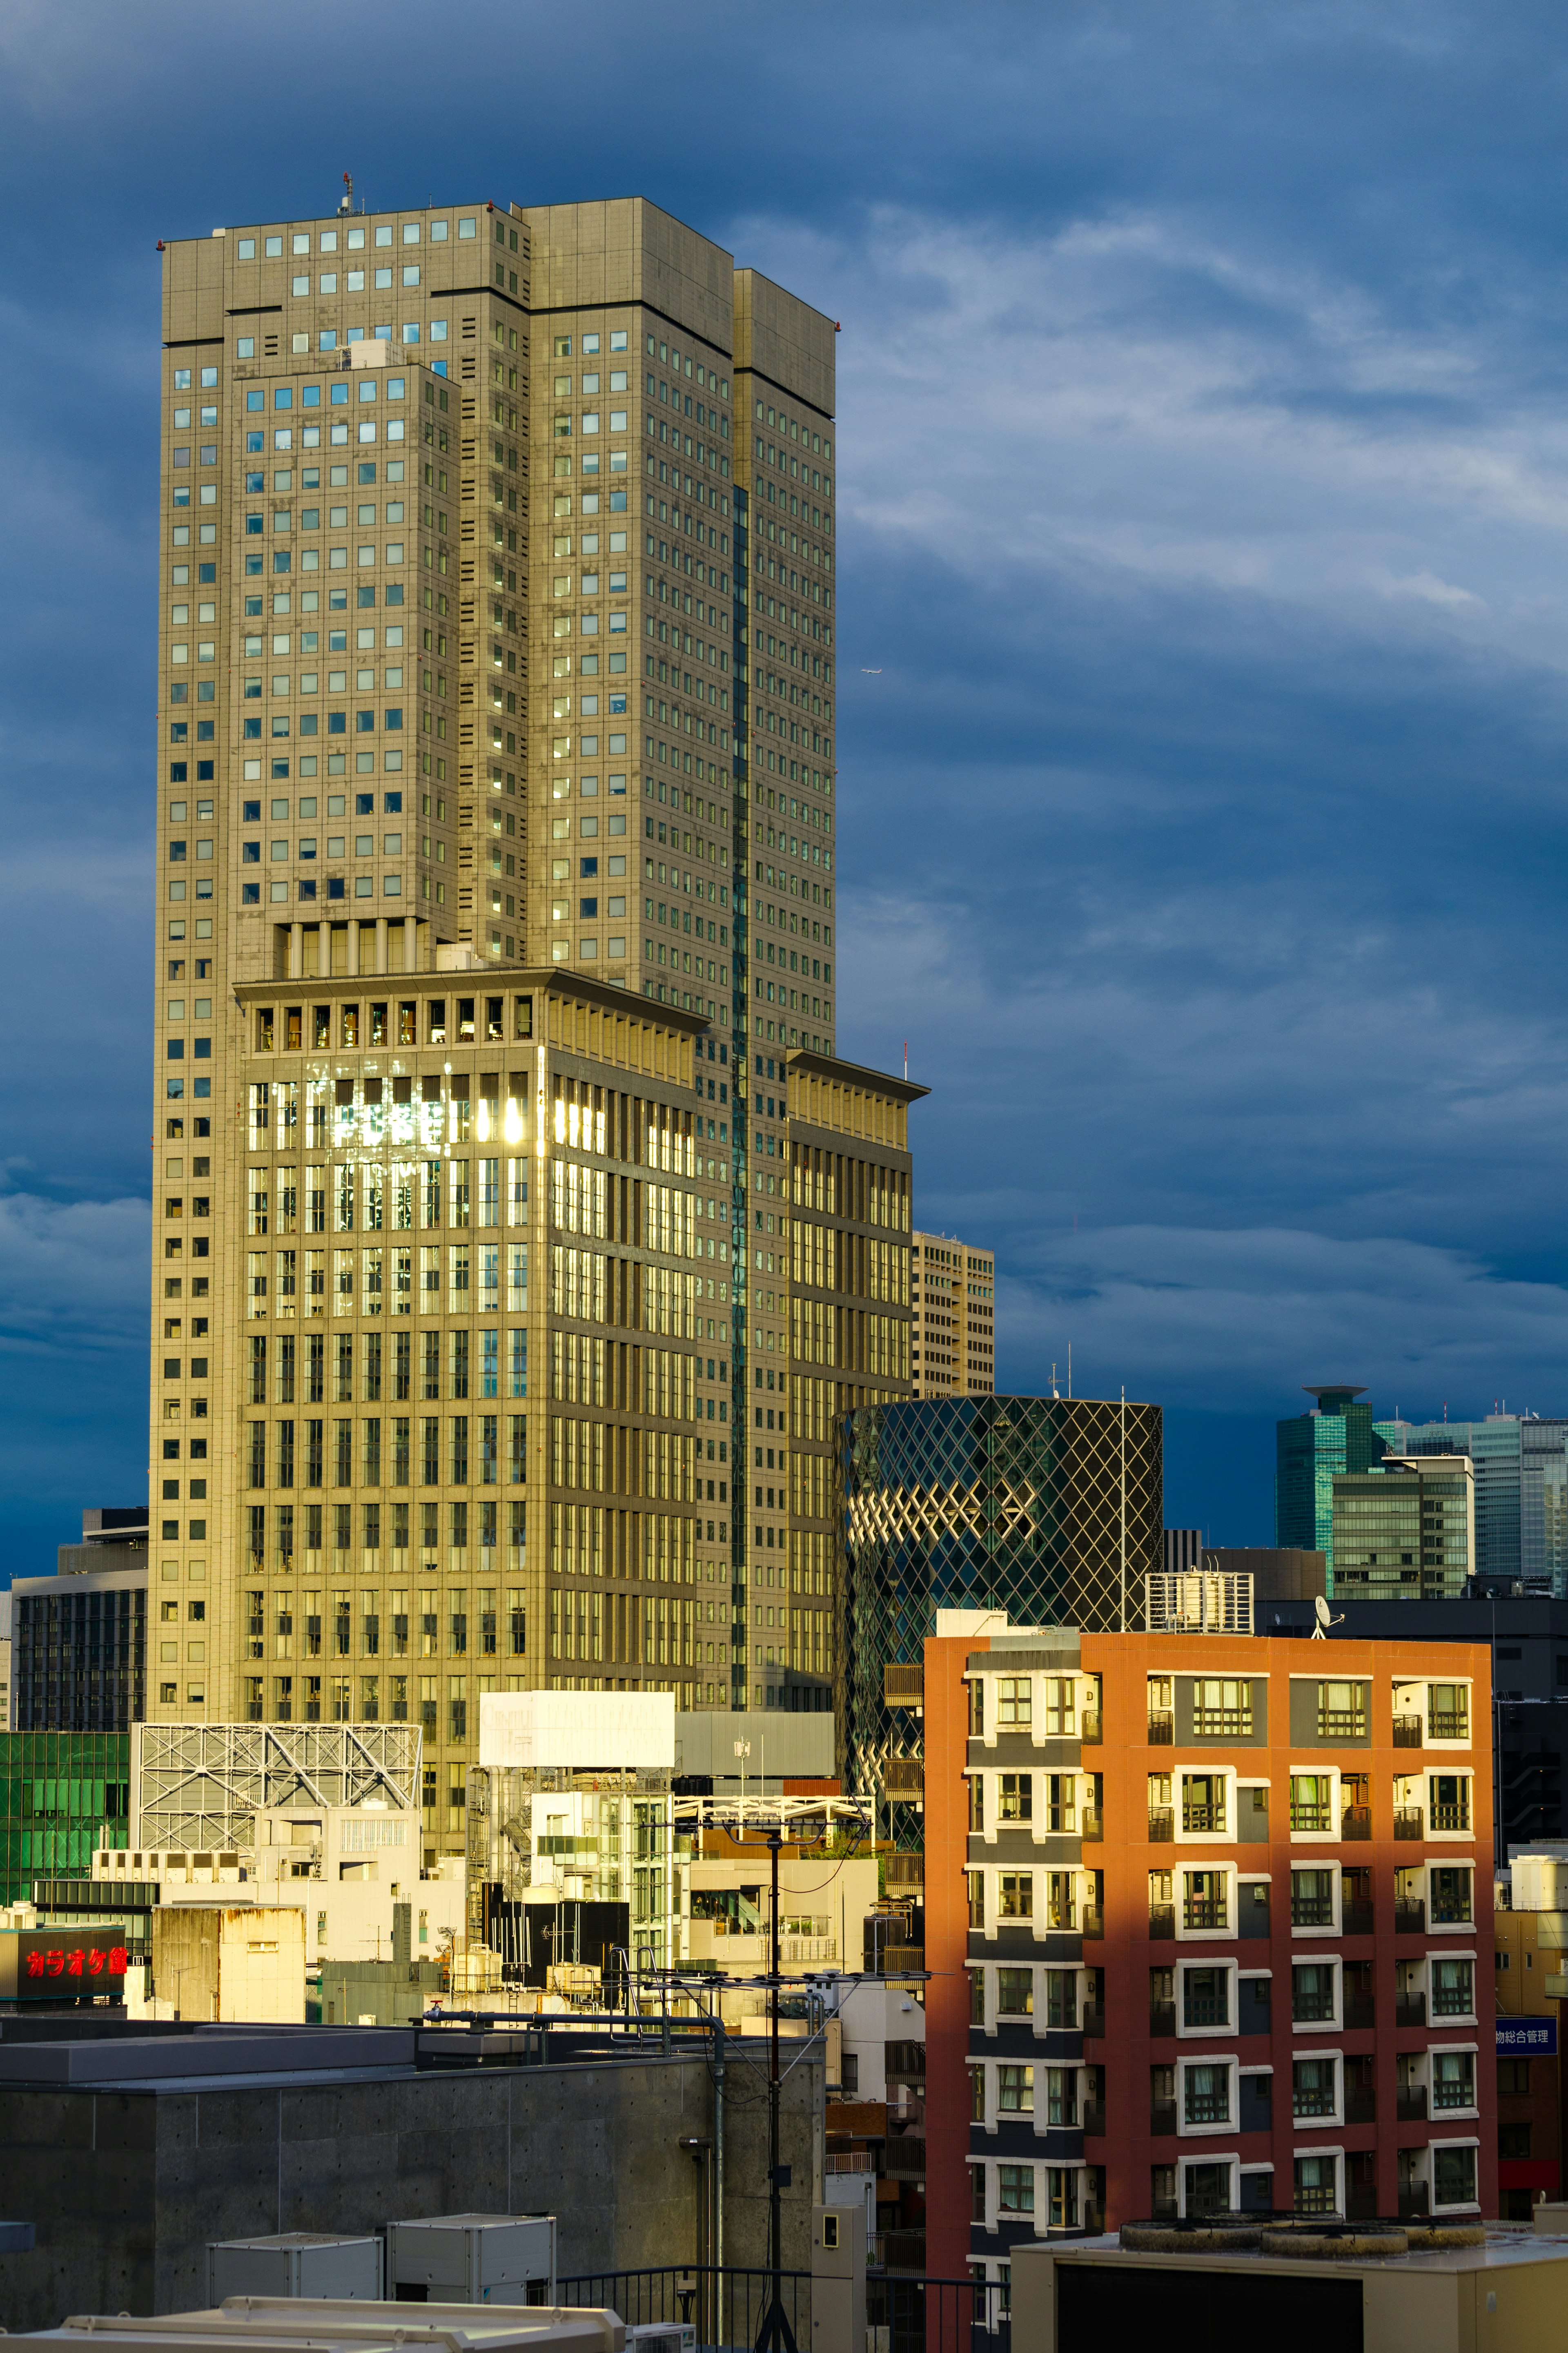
[[206, 2232, 383, 2302], [627, 2327, 695, 2353], [385, 2212, 557, 2305]]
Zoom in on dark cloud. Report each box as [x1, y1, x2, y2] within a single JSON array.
[[3, 0, 1568, 1569]]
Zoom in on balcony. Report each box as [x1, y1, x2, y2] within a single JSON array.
[[885, 2041, 926, 2083], [1149, 2000, 1176, 2038], [1428, 1710, 1468, 1742], [884, 1853, 924, 1891], [1148, 1711, 1174, 1746], [1149, 1904, 1175, 1940], [1083, 2100, 1105, 2137], [1393, 1808, 1424, 1841], [1396, 1994, 1427, 2029], [1341, 1805, 1372, 1841], [881, 2230, 927, 2273], [1148, 1808, 1174, 1842], [1341, 1900, 1374, 1938], [884, 2135, 927, 2179], [884, 1663, 924, 1706], [1347, 2088, 1376, 2124], [1393, 1715, 1423, 1749], [1081, 1808, 1104, 1842], [884, 1757, 924, 1799], [1344, 1992, 1375, 2030], [1083, 2004, 1106, 2039], [1394, 1898, 1425, 1935], [1396, 2089, 1428, 2122], [882, 1945, 924, 1976], [1398, 2186, 1430, 2221], [1082, 1907, 1105, 1941], [1150, 2100, 1177, 2137], [1081, 1710, 1103, 1745]]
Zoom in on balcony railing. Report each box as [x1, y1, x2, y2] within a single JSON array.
[[1396, 1994, 1428, 2028], [1147, 1711, 1174, 1746], [1149, 2000, 1176, 2038], [1341, 1899, 1374, 1937], [1317, 1708, 1368, 1741], [1432, 1984, 1474, 2017], [1081, 1711, 1103, 1745], [1294, 2183, 1339, 2216], [1430, 1898, 1472, 1927], [1150, 2100, 1177, 2136], [1183, 1804, 1226, 1834], [885, 2041, 926, 2083], [1431, 1803, 1469, 1832], [1432, 2079, 1475, 2111], [1293, 1992, 1336, 2024], [1185, 2093, 1229, 2126], [1289, 1801, 1334, 1833], [884, 1758, 924, 1798], [1341, 1805, 1372, 1841], [1293, 2089, 1336, 2119], [1344, 1992, 1375, 2030], [884, 1664, 924, 1705], [1082, 2003, 1105, 2038], [1193, 1708, 1253, 1739], [1291, 1895, 1334, 1929], [884, 1853, 924, 1890], [882, 1945, 924, 1975], [1081, 1808, 1103, 1843], [1149, 1903, 1175, 1940], [1396, 2088, 1428, 2122], [1148, 1808, 1174, 1842], [1398, 2186, 1430, 2221], [1082, 1907, 1104, 1941], [884, 2136, 927, 2179], [1393, 1715, 1423, 1748], [1183, 1995, 1229, 2028], [1429, 1710, 1468, 1742], [1347, 2088, 1376, 2124], [1184, 1898, 1227, 1931], [1083, 2100, 1105, 2136], [1394, 1898, 1425, 1935], [1393, 1808, 1424, 1840]]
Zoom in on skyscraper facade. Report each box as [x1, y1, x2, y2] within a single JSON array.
[[1376, 1413, 1568, 1593], [151, 194, 911, 1850], [1275, 1385, 1385, 1588], [911, 1231, 996, 1396]]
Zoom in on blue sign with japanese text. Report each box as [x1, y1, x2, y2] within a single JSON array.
[[1497, 2016, 1557, 2056]]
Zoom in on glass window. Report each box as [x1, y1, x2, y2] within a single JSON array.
[[1291, 1868, 1336, 1928], [996, 1968, 1033, 2016], [1181, 1965, 1228, 2028], [998, 1873, 1032, 1920], [1291, 1961, 1336, 2023], [1428, 1774, 1470, 1831], [1192, 1677, 1252, 1736], [1181, 1772, 1225, 1833], [997, 1677, 1031, 1728], [998, 1772, 1032, 1823], [1184, 2063, 1229, 2125], [1432, 1958, 1475, 2017], [997, 2065, 1033, 2114], [1292, 2057, 1336, 2117], [997, 2164, 1033, 2215], [1432, 2053, 1475, 2110], [1317, 1679, 1368, 1739], [1289, 1773, 1334, 1831], [1433, 2145, 1477, 2207], [1429, 1682, 1470, 1740]]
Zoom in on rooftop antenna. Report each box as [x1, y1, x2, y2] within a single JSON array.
[[1050, 1362, 1060, 1400], [339, 173, 354, 216], [903, 1039, 908, 1080]]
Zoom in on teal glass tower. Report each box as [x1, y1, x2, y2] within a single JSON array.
[[1276, 1384, 1385, 1592]]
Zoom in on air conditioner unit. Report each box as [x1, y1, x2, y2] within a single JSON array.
[[627, 2325, 695, 2353]]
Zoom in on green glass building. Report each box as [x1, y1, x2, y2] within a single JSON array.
[[1275, 1384, 1386, 1592], [0, 1733, 131, 1908], [1330, 1458, 1473, 1601]]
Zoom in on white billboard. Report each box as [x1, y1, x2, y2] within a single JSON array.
[[478, 1689, 676, 1772]]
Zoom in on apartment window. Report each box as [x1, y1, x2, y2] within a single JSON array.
[[1429, 1773, 1471, 1832], [1431, 1866, 1473, 1925], [997, 2065, 1033, 2114], [1432, 1958, 1475, 2018], [997, 1676, 1031, 1729], [1499, 2058, 1531, 2096], [1431, 2145, 1477, 2209], [1291, 1868, 1336, 1929], [1044, 1871, 1077, 1932], [1183, 2162, 1232, 2218], [1192, 1677, 1252, 1737], [1294, 2155, 1338, 2216], [998, 1772, 1031, 1824], [1316, 1679, 1367, 1740], [1043, 1675, 1075, 1736], [998, 1873, 1033, 1921], [1181, 1965, 1228, 2028], [1293, 2057, 1337, 2119], [1292, 1962, 1337, 2024], [996, 1967, 1033, 2016], [997, 2165, 1033, 2216], [1181, 1772, 1225, 1833], [1183, 2062, 1230, 2126], [1289, 1773, 1334, 1832], [1044, 1773, 1076, 1833], [1043, 1970, 1077, 2030], [1432, 2053, 1476, 2111], [1182, 1869, 1226, 1931], [1429, 1682, 1470, 1741]]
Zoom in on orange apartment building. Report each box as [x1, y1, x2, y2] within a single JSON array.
[[912, 1617, 1496, 2295]]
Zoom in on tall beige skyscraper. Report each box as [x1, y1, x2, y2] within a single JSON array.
[[150, 194, 918, 1855], [910, 1232, 995, 1396]]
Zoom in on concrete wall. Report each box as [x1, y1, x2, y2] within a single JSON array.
[[151, 1906, 305, 2022], [0, 2043, 822, 2331]]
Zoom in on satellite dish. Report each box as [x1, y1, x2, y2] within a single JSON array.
[[1314, 1595, 1331, 1627]]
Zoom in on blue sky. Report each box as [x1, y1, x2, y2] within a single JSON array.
[[5, 0, 1568, 1576]]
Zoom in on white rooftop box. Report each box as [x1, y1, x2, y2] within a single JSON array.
[[385, 2214, 557, 2305], [207, 2235, 382, 2304]]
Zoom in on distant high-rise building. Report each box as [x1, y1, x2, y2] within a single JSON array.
[[1376, 1412, 1568, 1593], [1276, 1385, 1385, 1589], [1331, 1454, 1474, 1602], [910, 1232, 994, 1396]]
